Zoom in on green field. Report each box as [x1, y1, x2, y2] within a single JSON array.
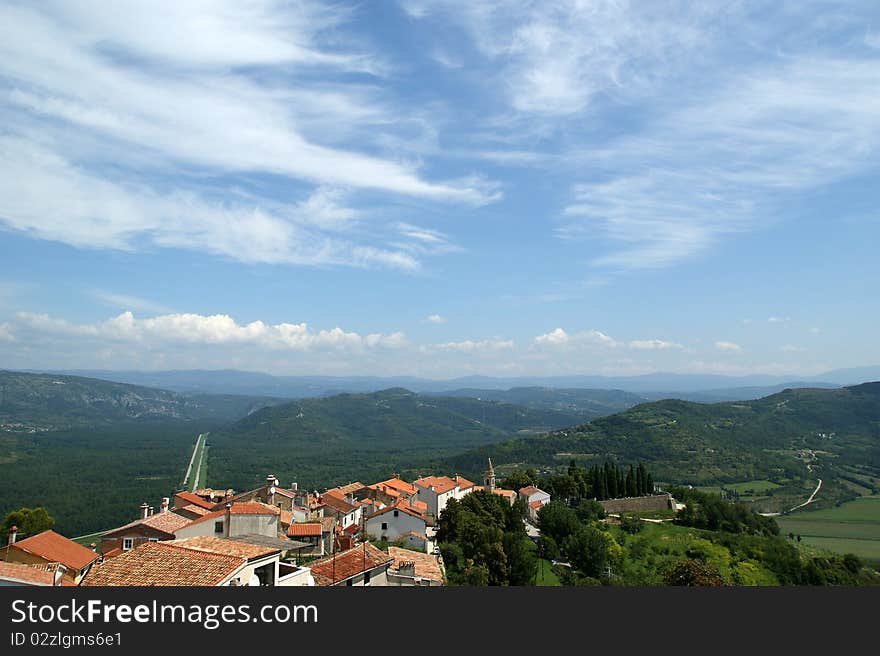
[[724, 480, 782, 494], [776, 496, 880, 563], [533, 559, 562, 586]]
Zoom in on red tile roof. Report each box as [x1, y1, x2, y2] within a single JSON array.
[[373, 478, 416, 496], [173, 491, 216, 510], [519, 485, 547, 497], [180, 504, 211, 516], [171, 536, 279, 561], [309, 543, 393, 586], [101, 548, 124, 560], [388, 546, 443, 582], [0, 561, 58, 586], [367, 501, 426, 522], [287, 523, 322, 538], [229, 501, 280, 515], [82, 542, 245, 586], [279, 510, 293, 527], [413, 476, 458, 494], [321, 495, 358, 515], [9, 531, 99, 572], [106, 510, 192, 536], [529, 500, 545, 509]]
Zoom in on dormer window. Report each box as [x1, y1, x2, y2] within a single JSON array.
[[122, 538, 133, 551]]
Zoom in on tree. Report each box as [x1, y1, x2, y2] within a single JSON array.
[[536, 501, 580, 546], [619, 513, 643, 535], [663, 558, 724, 586], [562, 525, 611, 579], [1, 507, 55, 541]]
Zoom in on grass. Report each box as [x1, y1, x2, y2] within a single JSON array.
[[776, 496, 880, 563], [533, 559, 562, 586], [723, 480, 782, 494]]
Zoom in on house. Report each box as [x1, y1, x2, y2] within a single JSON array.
[[364, 501, 427, 544], [309, 542, 394, 586], [0, 561, 68, 587], [81, 541, 251, 587], [319, 493, 361, 531], [171, 536, 281, 586], [287, 523, 325, 557], [396, 531, 428, 551], [365, 477, 418, 504], [173, 490, 216, 512], [224, 474, 300, 512], [413, 475, 476, 525], [173, 502, 280, 540], [1, 530, 100, 585], [100, 499, 192, 554], [518, 485, 551, 522], [386, 546, 443, 586]]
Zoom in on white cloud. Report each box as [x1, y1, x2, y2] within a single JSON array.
[[781, 344, 807, 353], [714, 341, 742, 352], [533, 328, 619, 348], [768, 317, 791, 324], [0, 2, 497, 270], [433, 339, 514, 352], [12, 311, 407, 352], [809, 327, 822, 334], [424, 314, 446, 324], [628, 339, 684, 350], [0, 323, 14, 342]]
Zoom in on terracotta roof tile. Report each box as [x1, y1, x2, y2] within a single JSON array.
[[173, 491, 216, 510], [106, 510, 191, 536], [519, 485, 547, 497], [287, 523, 323, 538], [388, 546, 443, 583], [180, 504, 211, 516], [229, 501, 281, 515], [309, 543, 393, 586], [321, 495, 357, 515], [0, 561, 58, 585], [9, 531, 99, 571], [372, 478, 416, 496], [367, 501, 426, 522], [82, 542, 244, 586], [171, 536, 279, 561], [413, 476, 458, 494]]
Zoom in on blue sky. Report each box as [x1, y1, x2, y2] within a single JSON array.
[[1, 0, 878, 378]]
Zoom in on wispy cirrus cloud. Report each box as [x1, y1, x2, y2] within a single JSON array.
[[715, 341, 742, 352], [424, 314, 447, 324], [0, 1, 496, 272]]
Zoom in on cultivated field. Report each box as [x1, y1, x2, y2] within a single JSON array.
[[776, 496, 880, 563]]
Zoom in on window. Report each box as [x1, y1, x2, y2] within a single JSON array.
[[122, 538, 133, 551], [393, 510, 399, 517], [346, 579, 353, 586], [364, 570, 371, 585], [148, 538, 159, 542], [214, 521, 224, 534], [381, 522, 388, 530]]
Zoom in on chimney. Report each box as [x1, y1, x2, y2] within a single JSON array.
[[225, 503, 232, 537], [8, 525, 17, 545], [291, 481, 298, 492], [89, 543, 96, 552], [267, 474, 276, 506], [161, 498, 169, 513], [140, 503, 149, 520], [148, 506, 154, 517]]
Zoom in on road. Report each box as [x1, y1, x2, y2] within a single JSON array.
[[190, 439, 208, 492], [182, 433, 205, 488], [788, 478, 822, 513]]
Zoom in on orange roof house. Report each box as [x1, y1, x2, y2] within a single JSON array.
[[309, 543, 394, 586], [1, 530, 100, 584], [81, 542, 247, 587]]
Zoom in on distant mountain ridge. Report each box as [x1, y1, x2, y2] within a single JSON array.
[[24, 365, 880, 399], [0, 370, 281, 427]]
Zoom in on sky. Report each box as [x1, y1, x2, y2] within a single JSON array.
[[1, 0, 878, 379]]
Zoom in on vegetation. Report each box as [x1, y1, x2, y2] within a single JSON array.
[[776, 497, 880, 565], [437, 491, 537, 586], [1, 506, 55, 542], [0, 369, 282, 428], [441, 383, 880, 512], [0, 420, 217, 536], [207, 387, 588, 493], [442, 387, 646, 420]]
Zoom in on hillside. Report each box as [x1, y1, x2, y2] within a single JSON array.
[[441, 383, 880, 513], [439, 387, 646, 419], [207, 387, 588, 492], [0, 370, 281, 428]]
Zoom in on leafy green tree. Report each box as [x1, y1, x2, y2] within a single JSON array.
[[536, 501, 580, 546], [1, 507, 55, 541], [562, 525, 611, 579], [537, 534, 560, 561], [500, 468, 537, 492], [574, 499, 606, 523], [619, 513, 643, 534]]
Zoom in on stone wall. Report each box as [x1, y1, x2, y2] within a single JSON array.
[[598, 494, 674, 514]]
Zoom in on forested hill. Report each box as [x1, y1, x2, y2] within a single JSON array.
[[439, 387, 646, 419], [207, 387, 588, 492], [442, 383, 880, 509], [0, 370, 280, 427]]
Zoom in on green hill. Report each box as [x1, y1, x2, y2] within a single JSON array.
[[207, 387, 588, 492], [0, 370, 281, 428], [441, 383, 880, 513], [440, 386, 646, 418]]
